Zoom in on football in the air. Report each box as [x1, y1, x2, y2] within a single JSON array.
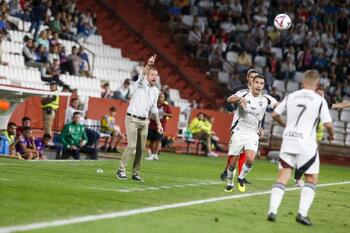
[[274, 13, 291, 30]]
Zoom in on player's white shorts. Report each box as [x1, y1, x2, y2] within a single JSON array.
[[278, 151, 320, 174], [228, 128, 259, 156]]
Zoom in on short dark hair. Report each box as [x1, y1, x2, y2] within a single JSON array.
[[43, 133, 52, 140], [71, 98, 78, 103], [23, 126, 32, 132], [253, 74, 265, 81], [7, 122, 16, 128], [22, 117, 31, 123], [110, 106, 117, 112], [73, 111, 81, 117]]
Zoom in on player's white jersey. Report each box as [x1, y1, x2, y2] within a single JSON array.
[[231, 89, 277, 133], [274, 89, 332, 155]]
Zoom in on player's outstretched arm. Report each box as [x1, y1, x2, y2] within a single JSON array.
[[272, 112, 286, 127], [331, 101, 350, 109], [142, 54, 156, 76]]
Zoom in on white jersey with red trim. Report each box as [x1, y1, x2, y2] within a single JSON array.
[[274, 89, 332, 155]]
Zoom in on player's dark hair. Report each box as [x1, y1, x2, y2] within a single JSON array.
[[73, 111, 81, 117], [23, 126, 32, 132], [7, 122, 16, 128], [110, 106, 117, 112], [253, 74, 265, 81], [22, 117, 31, 123], [43, 133, 52, 140]]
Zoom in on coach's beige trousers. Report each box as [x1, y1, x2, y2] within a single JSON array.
[[119, 115, 149, 175], [43, 109, 56, 136]]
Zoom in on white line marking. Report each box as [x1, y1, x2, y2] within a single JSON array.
[[0, 181, 349, 233], [87, 180, 224, 193], [0, 178, 9, 181]]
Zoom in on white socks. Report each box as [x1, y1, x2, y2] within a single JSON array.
[[298, 183, 316, 217], [268, 182, 316, 217], [268, 182, 286, 215], [238, 163, 252, 180]]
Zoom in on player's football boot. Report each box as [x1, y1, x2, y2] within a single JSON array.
[[296, 214, 312, 226], [220, 170, 228, 181], [267, 213, 277, 222], [224, 184, 234, 192], [237, 178, 246, 192]]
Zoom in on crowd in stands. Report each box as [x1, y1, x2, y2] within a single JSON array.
[[0, 0, 97, 90], [160, 0, 350, 105]]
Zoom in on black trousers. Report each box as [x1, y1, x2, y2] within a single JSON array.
[[62, 146, 98, 160]]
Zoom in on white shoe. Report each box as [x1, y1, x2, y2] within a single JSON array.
[[207, 151, 218, 157], [146, 154, 155, 160], [154, 154, 159, 160], [294, 179, 304, 187]]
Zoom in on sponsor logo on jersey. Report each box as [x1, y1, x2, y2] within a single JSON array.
[[259, 101, 263, 107], [285, 131, 304, 139]]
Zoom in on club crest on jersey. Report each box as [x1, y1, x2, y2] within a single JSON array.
[[259, 101, 263, 107]]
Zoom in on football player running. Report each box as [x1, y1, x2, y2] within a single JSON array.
[[225, 74, 278, 192]]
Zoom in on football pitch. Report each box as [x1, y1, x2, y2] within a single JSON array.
[[0, 153, 349, 233]]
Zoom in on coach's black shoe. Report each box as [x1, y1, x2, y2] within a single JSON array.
[[100, 145, 106, 151], [220, 170, 228, 181], [267, 213, 277, 222], [116, 170, 127, 180], [132, 174, 144, 182], [296, 214, 312, 226]]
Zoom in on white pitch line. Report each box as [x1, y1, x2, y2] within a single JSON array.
[[88, 181, 224, 193], [0, 178, 9, 181], [0, 181, 349, 233]]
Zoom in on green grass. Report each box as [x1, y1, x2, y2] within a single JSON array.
[[0, 153, 350, 233]]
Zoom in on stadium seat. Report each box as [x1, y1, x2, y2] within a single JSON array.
[[340, 110, 350, 123], [330, 109, 339, 121], [226, 51, 238, 63], [286, 81, 299, 93], [272, 125, 284, 138], [271, 47, 283, 59], [218, 72, 229, 84], [345, 135, 350, 146], [182, 15, 194, 26], [169, 89, 181, 101], [273, 80, 285, 92], [333, 133, 345, 145], [254, 55, 266, 67], [346, 124, 350, 134]]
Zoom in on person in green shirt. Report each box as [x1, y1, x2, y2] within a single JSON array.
[[60, 112, 97, 160]]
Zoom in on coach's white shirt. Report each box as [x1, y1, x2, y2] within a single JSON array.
[[275, 89, 332, 155], [231, 89, 277, 133], [127, 73, 159, 118]]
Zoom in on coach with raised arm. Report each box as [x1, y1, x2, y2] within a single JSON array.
[[116, 54, 163, 181]]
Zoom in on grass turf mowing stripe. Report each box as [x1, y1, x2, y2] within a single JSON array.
[[0, 180, 349, 233]]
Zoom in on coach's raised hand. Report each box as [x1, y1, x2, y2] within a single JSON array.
[[148, 54, 156, 66]]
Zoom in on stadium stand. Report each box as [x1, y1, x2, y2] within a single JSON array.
[[0, 0, 349, 160]]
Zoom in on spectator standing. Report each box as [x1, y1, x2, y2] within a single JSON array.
[[29, 0, 46, 39], [146, 92, 173, 161], [41, 80, 59, 136]]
